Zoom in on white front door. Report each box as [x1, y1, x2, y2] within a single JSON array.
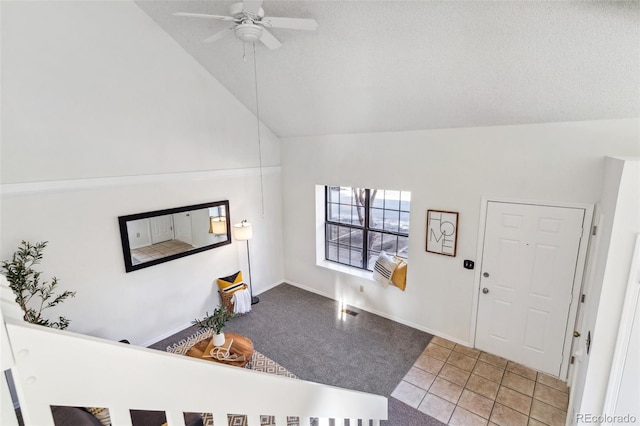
[[476, 202, 585, 376], [173, 212, 193, 245], [150, 215, 174, 244]]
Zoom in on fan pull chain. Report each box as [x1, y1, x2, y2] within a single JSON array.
[[253, 42, 266, 219]]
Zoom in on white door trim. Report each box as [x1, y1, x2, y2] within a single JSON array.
[[470, 197, 594, 379], [602, 234, 640, 419]]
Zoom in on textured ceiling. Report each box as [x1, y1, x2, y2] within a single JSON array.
[[135, 1, 640, 138]]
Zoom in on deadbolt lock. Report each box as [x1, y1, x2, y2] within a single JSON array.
[[483, 272, 490, 277], [482, 288, 489, 294], [574, 331, 581, 337]]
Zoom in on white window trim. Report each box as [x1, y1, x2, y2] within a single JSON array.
[[315, 185, 376, 282]]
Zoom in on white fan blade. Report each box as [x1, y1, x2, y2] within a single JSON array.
[[203, 27, 234, 43], [173, 12, 236, 22], [260, 16, 318, 31], [242, 0, 263, 16], [259, 28, 282, 50]]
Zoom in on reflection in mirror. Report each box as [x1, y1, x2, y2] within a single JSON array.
[[118, 201, 231, 272]]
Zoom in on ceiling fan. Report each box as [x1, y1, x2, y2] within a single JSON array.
[[174, 0, 318, 50]]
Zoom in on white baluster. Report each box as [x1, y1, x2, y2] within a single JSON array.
[[213, 412, 228, 426], [274, 415, 288, 425], [246, 413, 261, 425], [107, 407, 133, 426], [318, 417, 330, 426], [165, 410, 186, 426], [300, 416, 312, 426], [372, 419, 381, 426]]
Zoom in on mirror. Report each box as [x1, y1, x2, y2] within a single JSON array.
[[118, 200, 231, 272]]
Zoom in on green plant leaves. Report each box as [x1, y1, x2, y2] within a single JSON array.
[[1, 240, 76, 330]]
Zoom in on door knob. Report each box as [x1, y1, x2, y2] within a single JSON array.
[[482, 288, 489, 294], [483, 272, 490, 277], [573, 331, 581, 337]]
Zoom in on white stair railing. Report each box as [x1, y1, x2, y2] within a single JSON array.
[[0, 277, 387, 426]]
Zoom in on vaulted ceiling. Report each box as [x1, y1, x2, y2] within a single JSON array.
[[136, 1, 640, 138]]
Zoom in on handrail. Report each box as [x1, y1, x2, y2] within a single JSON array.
[[1, 277, 387, 425]]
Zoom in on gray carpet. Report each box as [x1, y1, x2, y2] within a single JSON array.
[[150, 283, 445, 426]]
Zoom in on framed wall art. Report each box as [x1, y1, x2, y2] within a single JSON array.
[[426, 210, 458, 256]]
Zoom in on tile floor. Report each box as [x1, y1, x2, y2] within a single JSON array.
[[391, 336, 569, 426], [131, 240, 194, 264]]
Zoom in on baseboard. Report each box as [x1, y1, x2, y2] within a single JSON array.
[[141, 321, 194, 348], [284, 279, 473, 347], [255, 279, 286, 295]]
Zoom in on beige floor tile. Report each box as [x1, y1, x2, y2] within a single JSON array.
[[536, 373, 569, 394], [489, 402, 529, 426], [534, 382, 569, 411], [453, 344, 481, 359], [391, 380, 426, 409], [502, 371, 535, 397], [528, 418, 547, 426], [439, 363, 471, 387], [431, 335, 456, 349], [530, 399, 567, 426], [496, 386, 532, 416], [417, 393, 455, 424], [449, 406, 489, 426], [403, 366, 436, 390], [414, 354, 445, 375], [429, 377, 463, 404], [479, 352, 508, 369], [466, 374, 500, 400], [447, 351, 478, 372], [473, 360, 505, 383], [458, 389, 495, 419], [506, 361, 537, 381], [423, 342, 453, 362]]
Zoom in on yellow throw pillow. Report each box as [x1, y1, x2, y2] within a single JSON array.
[[391, 258, 407, 291], [217, 271, 243, 293]]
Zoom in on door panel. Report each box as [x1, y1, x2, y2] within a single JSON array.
[[476, 202, 585, 376], [150, 215, 174, 244]]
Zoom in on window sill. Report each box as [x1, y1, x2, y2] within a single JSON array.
[[316, 259, 375, 282]]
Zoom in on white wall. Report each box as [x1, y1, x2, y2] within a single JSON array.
[[280, 120, 640, 344], [0, 1, 284, 345], [577, 158, 640, 415]]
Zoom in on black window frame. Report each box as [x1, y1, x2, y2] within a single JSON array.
[[324, 186, 410, 271]]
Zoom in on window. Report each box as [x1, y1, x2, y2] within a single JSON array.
[[325, 186, 411, 270]]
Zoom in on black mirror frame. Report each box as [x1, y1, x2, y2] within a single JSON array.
[[118, 200, 231, 273]]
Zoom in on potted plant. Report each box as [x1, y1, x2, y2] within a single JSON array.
[[1, 240, 76, 329], [192, 305, 234, 346]]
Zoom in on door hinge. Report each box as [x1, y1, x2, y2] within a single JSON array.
[[581, 294, 586, 303], [570, 356, 575, 364], [592, 225, 597, 236]]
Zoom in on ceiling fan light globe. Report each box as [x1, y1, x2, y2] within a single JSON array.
[[235, 23, 262, 43]]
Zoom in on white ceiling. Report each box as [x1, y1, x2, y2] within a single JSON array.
[[135, 0, 640, 138]]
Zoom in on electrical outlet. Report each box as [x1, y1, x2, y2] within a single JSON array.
[[359, 285, 364, 293]]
